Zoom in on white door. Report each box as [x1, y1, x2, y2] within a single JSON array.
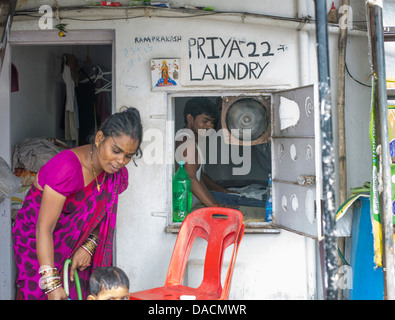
[[271, 84, 323, 240]]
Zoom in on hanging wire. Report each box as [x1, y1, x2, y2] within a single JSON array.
[[14, 5, 367, 26], [345, 62, 372, 87], [337, 247, 350, 266]]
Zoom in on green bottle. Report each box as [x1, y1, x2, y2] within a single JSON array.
[[172, 161, 192, 222]]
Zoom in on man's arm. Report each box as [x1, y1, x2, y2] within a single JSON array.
[[175, 136, 219, 207], [184, 161, 219, 207], [200, 172, 232, 193]]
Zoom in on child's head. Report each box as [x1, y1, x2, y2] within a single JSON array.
[[87, 266, 130, 300]]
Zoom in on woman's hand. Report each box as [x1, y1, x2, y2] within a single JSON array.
[[69, 247, 92, 281], [47, 286, 68, 300]]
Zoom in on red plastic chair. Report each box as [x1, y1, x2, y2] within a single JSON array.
[[129, 207, 245, 300]]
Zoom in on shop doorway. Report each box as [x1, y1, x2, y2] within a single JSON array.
[[0, 29, 114, 299]]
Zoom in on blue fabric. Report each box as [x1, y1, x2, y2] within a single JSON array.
[[349, 197, 384, 300], [210, 191, 266, 207]]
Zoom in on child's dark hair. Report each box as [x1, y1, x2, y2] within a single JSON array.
[[93, 107, 143, 164], [183, 97, 218, 125], [89, 266, 130, 296]]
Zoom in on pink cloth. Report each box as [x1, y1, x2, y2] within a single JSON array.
[[37, 149, 84, 196]]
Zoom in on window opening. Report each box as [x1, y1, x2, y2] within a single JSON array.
[[170, 85, 320, 238], [172, 94, 272, 230]]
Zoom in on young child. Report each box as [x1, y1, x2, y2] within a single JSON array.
[[87, 266, 130, 300]]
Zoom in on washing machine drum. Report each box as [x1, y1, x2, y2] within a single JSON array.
[[225, 98, 269, 142]]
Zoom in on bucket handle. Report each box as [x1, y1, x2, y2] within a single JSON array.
[[63, 259, 82, 300]]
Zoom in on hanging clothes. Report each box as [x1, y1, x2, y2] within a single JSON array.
[[76, 65, 112, 145], [94, 66, 112, 125], [75, 73, 96, 145], [62, 54, 80, 143], [11, 63, 19, 92]]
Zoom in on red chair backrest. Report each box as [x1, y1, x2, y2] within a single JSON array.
[[164, 207, 244, 299]]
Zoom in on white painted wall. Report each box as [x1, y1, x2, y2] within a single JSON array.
[[111, 12, 371, 300], [4, 1, 373, 300], [113, 14, 314, 299]]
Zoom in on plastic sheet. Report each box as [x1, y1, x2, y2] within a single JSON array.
[[0, 157, 22, 203]]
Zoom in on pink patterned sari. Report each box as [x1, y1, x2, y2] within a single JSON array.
[[12, 151, 128, 300]]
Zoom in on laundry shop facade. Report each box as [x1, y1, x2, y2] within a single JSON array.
[[0, 1, 373, 300]]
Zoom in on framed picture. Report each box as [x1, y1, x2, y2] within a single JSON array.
[[151, 58, 180, 89]]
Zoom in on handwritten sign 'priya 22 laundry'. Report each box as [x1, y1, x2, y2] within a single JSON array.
[[185, 36, 288, 86]]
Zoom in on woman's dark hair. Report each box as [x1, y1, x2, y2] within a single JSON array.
[[183, 97, 218, 125], [94, 107, 143, 165], [89, 266, 130, 295]]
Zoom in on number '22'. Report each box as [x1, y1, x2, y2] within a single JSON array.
[[247, 41, 274, 57]]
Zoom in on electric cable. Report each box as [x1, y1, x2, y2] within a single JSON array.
[[345, 62, 372, 88]]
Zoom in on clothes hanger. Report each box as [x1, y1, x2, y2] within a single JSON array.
[[94, 65, 112, 94]]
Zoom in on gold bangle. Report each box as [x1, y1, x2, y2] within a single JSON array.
[[39, 276, 61, 290], [39, 265, 57, 275], [81, 244, 94, 256], [84, 240, 96, 251], [88, 233, 99, 245], [39, 268, 62, 294], [45, 283, 62, 295], [81, 235, 98, 256]]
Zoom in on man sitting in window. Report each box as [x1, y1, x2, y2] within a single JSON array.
[[175, 97, 235, 208]]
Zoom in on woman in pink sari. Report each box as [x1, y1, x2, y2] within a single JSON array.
[[12, 108, 143, 300]]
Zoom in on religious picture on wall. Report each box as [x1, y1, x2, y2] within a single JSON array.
[[151, 59, 179, 88]]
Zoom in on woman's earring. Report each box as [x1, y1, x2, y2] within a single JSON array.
[[96, 143, 99, 148]]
